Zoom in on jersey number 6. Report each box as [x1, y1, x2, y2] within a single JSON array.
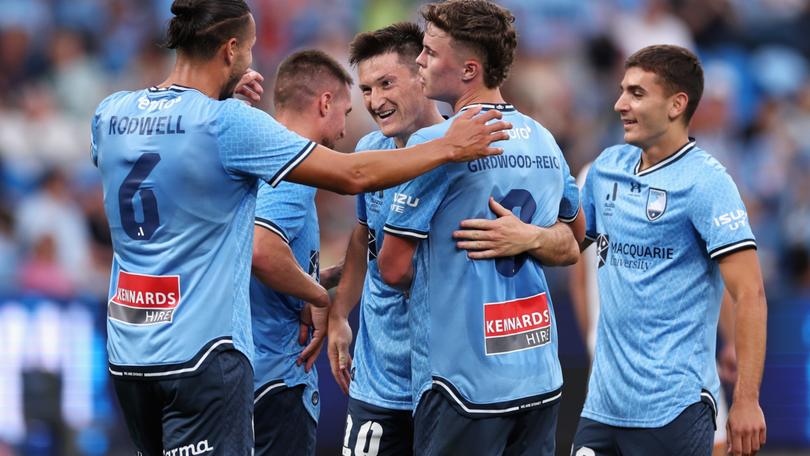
[[119, 153, 161, 240]]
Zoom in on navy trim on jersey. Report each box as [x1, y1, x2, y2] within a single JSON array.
[[700, 389, 718, 418], [254, 379, 287, 405], [431, 377, 562, 418], [268, 141, 317, 187], [358, 218, 368, 226], [709, 239, 757, 260], [255, 217, 290, 244], [584, 232, 597, 241], [147, 84, 196, 94], [559, 206, 580, 223], [634, 139, 696, 176], [459, 103, 516, 113], [383, 224, 429, 240], [108, 337, 234, 379]]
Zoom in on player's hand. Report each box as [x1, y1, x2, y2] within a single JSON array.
[[319, 262, 344, 290], [726, 399, 766, 456], [327, 315, 353, 395], [454, 197, 536, 259], [443, 106, 510, 162], [718, 343, 738, 384], [235, 68, 264, 105], [297, 303, 328, 373]]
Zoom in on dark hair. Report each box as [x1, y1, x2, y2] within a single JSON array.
[[274, 50, 353, 111], [349, 22, 424, 73], [164, 0, 251, 59], [625, 45, 704, 124], [421, 0, 517, 89]]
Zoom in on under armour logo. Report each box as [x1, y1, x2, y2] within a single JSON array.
[[630, 182, 642, 193]]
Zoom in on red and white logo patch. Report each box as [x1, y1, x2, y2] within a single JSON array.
[[483, 292, 551, 355], [108, 271, 180, 325]]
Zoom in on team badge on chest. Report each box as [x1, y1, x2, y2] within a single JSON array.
[[646, 188, 667, 221]]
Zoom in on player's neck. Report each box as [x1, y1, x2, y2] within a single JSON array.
[[159, 58, 226, 100], [639, 127, 691, 171], [275, 112, 320, 143], [395, 105, 445, 148], [452, 86, 506, 113]]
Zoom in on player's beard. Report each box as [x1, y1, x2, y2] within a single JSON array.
[[219, 71, 242, 101]]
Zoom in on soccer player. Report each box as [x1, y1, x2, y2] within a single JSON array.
[[250, 50, 353, 456], [90, 0, 510, 454], [376, 1, 580, 454], [571, 45, 767, 456], [327, 22, 443, 456]]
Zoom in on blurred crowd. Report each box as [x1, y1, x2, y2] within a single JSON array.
[[0, 0, 809, 451]]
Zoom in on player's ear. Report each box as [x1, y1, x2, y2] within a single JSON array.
[[668, 92, 689, 122], [461, 59, 480, 83], [223, 37, 239, 66], [318, 92, 333, 118]]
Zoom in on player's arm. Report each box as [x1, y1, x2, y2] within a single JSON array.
[[327, 224, 369, 395], [251, 227, 329, 309], [285, 107, 510, 194], [378, 235, 418, 290], [319, 261, 344, 290], [569, 245, 592, 344], [718, 249, 767, 456], [717, 290, 738, 384], [453, 198, 583, 266]]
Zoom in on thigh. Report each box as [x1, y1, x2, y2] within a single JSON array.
[[342, 397, 414, 456], [161, 349, 254, 456], [504, 402, 559, 456], [254, 385, 316, 456], [617, 402, 714, 456], [571, 416, 619, 456], [112, 377, 164, 456], [413, 390, 509, 456]]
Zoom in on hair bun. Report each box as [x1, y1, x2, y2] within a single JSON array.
[[171, 0, 199, 19]]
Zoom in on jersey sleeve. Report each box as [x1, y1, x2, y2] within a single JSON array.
[[581, 163, 598, 242], [383, 133, 449, 240], [90, 94, 118, 167], [253, 180, 311, 243], [356, 194, 368, 226], [216, 100, 316, 186], [689, 169, 756, 259], [558, 155, 580, 222]]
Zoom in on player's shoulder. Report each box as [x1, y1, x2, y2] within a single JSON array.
[[683, 144, 737, 189], [94, 90, 140, 115], [593, 143, 637, 170], [356, 130, 395, 152], [409, 117, 452, 145]]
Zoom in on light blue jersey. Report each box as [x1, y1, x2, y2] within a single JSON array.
[[384, 104, 580, 415], [250, 180, 320, 421], [350, 131, 413, 410], [91, 85, 315, 376], [581, 139, 756, 427]]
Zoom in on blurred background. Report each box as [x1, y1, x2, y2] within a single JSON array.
[[0, 0, 808, 454]]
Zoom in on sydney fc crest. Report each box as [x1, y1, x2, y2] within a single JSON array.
[[646, 188, 667, 221]]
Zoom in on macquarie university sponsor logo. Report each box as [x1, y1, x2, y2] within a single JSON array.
[[646, 187, 667, 221], [713, 209, 748, 231], [108, 271, 180, 325], [162, 439, 213, 456], [596, 233, 609, 268], [608, 239, 675, 271], [483, 292, 552, 355]]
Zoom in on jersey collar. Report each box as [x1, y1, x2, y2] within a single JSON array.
[[459, 103, 516, 113], [634, 138, 696, 176], [148, 84, 196, 93]]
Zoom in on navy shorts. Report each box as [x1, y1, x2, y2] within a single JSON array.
[[112, 349, 253, 456], [342, 397, 414, 456], [572, 397, 716, 456], [254, 384, 316, 456], [413, 390, 559, 456]]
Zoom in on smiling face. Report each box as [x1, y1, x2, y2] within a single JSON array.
[[614, 66, 682, 150], [358, 51, 433, 146], [414, 23, 465, 105]]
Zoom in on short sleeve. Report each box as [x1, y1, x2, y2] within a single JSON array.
[[90, 94, 117, 167], [216, 100, 316, 186], [356, 194, 368, 226], [558, 155, 580, 222], [254, 180, 312, 243], [689, 170, 756, 259], [581, 163, 598, 241], [383, 133, 449, 240]]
